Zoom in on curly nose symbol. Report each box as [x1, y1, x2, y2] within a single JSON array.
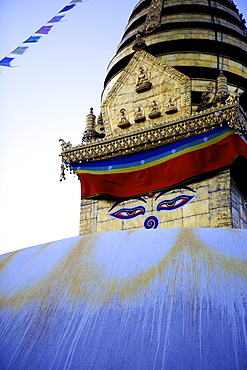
[[144, 215, 159, 229]]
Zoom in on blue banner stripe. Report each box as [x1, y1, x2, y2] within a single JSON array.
[[71, 125, 235, 172]]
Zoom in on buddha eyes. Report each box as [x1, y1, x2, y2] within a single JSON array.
[[109, 206, 146, 220], [109, 193, 196, 220], [156, 194, 195, 211]]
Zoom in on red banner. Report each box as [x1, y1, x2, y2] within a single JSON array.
[[77, 131, 247, 199]]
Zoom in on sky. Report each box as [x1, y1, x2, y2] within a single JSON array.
[[0, 0, 247, 255], [0, 0, 137, 255]]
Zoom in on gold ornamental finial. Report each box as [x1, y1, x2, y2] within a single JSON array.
[[85, 108, 96, 131], [82, 107, 97, 142], [132, 32, 146, 50], [216, 69, 229, 104], [217, 70, 228, 95]]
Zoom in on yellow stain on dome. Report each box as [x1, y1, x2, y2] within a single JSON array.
[[0, 249, 21, 271], [0, 229, 246, 314]]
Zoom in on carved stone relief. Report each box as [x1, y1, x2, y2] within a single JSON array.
[[197, 70, 239, 112], [149, 101, 161, 118], [118, 108, 131, 129], [100, 49, 191, 138], [135, 66, 152, 92], [165, 98, 178, 114], [141, 0, 164, 34], [134, 106, 145, 123]]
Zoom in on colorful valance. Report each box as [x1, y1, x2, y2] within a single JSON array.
[[72, 126, 247, 199]]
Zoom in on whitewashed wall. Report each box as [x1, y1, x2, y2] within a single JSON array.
[[0, 228, 247, 369]]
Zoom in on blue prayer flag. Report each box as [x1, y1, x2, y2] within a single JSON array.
[[35, 26, 53, 34], [11, 47, 28, 55], [59, 4, 76, 13], [47, 15, 65, 23], [0, 57, 14, 67], [24, 36, 41, 43], [0, 0, 85, 68]]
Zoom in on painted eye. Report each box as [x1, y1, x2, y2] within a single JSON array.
[[156, 194, 196, 212], [109, 206, 146, 220]]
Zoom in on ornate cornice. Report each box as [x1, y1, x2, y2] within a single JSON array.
[[60, 104, 246, 176]]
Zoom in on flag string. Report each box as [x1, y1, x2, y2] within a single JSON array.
[[0, 0, 88, 68]]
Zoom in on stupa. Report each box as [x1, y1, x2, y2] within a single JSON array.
[[60, 0, 247, 233], [1, 1, 247, 368]]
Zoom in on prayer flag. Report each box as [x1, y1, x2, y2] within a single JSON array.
[[11, 46, 28, 55], [35, 26, 53, 34], [59, 4, 76, 13], [24, 36, 41, 43], [0, 57, 14, 67], [47, 15, 65, 23], [1, 0, 85, 68]]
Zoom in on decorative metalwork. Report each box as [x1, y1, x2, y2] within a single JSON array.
[[101, 49, 191, 139], [143, 0, 164, 34], [149, 101, 161, 119], [135, 66, 152, 92], [134, 106, 145, 122], [118, 109, 131, 129], [197, 70, 239, 112], [165, 98, 178, 114], [82, 108, 97, 142], [60, 103, 246, 179], [132, 32, 147, 50]]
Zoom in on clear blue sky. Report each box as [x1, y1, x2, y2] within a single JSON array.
[[0, 0, 246, 255], [0, 0, 137, 254]]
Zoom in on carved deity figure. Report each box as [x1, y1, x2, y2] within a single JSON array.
[[165, 98, 178, 114], [226, 88, 239, 104], [137, 67, 148, 84], [197, 82, 215, 112], [202, 82, 214, 102], [59, 139, 72, 150], [149, 100, 161, 118], [118, 108, 131, 129], [134, 106, 145, 123], [135, 66, 152, 92]]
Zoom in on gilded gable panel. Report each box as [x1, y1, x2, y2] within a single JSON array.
[[101, 49, 191, 139]]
